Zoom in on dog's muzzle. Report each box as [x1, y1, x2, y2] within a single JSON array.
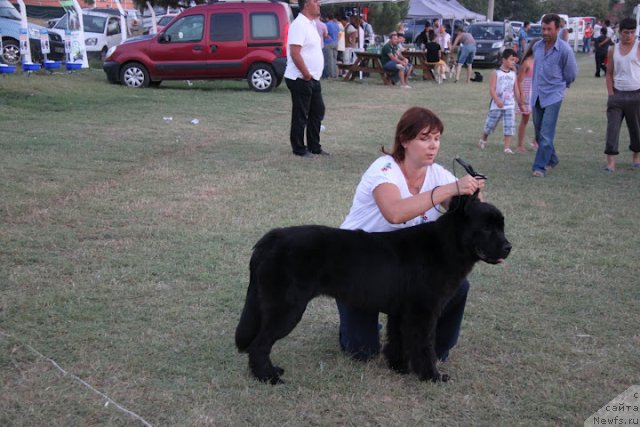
[[477, 240, 512, 264]]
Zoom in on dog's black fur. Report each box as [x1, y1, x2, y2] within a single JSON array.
[[235, 194, 511, 384]]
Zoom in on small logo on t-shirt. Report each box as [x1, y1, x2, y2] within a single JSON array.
[[381, 162, 392, 172]]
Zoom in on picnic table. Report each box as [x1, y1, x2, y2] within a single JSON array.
[[341, 51, 392, 85], [402, 50, 435, 81], [340, 50, 436, 85]]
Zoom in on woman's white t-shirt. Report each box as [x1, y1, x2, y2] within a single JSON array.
[[341, 155, 457, 232]]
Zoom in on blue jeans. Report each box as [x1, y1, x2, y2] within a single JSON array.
[[458, 45, 476, 65], [532, 98, 561, 173], [337, 279, 470, 362]]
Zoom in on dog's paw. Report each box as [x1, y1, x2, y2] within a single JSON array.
[[419, 370, 445, 382], [388, 361, 409, 374], [269, 376, 285, 385]]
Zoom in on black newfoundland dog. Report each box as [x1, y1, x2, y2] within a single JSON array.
[[235, 194, 511, 384]]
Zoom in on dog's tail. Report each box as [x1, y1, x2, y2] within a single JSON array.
[[235, 256, 261, 353]]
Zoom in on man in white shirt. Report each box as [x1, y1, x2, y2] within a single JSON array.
[[284, 0, 329, 157]]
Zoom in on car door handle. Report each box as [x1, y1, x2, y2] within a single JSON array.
[[193, 45, 203, 51], [210, 45, 217, 53]]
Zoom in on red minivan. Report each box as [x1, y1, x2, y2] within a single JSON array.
[[103, 1, 292, 91]]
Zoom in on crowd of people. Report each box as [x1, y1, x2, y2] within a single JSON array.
[[284, 3, 639, 367]]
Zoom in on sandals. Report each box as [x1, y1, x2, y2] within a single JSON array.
[[532, 170, 545, 177]]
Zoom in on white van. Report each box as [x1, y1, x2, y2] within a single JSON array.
[[50, 10, 126, 60]]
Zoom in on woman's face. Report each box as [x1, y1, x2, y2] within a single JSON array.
[[402, 126, 441, 166]]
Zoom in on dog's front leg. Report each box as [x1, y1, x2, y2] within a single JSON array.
[[411, 314, 445, 382]]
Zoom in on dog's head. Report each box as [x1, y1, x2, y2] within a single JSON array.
[[448, 195, 511, 264]]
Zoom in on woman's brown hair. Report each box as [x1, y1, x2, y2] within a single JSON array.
[[382, 107, 444, 162]]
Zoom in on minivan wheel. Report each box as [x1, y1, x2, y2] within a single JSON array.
[[120, 62, 150, 88], [248, 63, 276, 92], [1, 40, 21, 65]]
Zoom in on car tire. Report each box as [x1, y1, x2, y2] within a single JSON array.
[[120, 62, 150, 88], [247, 63, 276, 92], [1, 39, 21, 65]]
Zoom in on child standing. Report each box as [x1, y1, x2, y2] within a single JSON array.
[[515, 45, 537, 153], [478, 48, 520, 153]]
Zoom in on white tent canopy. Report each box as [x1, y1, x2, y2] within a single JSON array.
[[407, 0, 485, 20]]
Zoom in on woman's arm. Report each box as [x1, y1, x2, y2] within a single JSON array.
[[372, 175, 483, 224]]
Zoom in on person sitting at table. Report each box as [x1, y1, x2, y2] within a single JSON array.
[[425, 31, 448, 84], [380, 32, 412, 89]]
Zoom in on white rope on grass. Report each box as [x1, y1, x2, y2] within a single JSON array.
[[0, 330, 154, 427]]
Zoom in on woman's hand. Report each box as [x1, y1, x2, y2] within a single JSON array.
[[456, 174, 485, 195]]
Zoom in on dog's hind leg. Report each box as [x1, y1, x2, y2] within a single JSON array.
[[383, 315, 408, 374], [235, 270, 261, 352], [247, 304, 307, 385]]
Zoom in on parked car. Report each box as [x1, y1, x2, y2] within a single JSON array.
[[81, 8, 142, 34], [0, 0, 65, 65], [50, 10, 126, 60], [466, 21, 515, 67], [141, 6, 181, 34], [143, 13, 178, 35], [103, 1, 293, 91]]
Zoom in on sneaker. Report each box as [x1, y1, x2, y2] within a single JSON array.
[[401, 85, 412, 89], [532, 170, 545, 177], [503, 148, 514, 154], [478, 139, 486, 150]]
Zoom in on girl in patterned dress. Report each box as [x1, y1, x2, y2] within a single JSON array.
[[516, 45, 538, 152]]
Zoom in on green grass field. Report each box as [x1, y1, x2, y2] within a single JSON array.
[[1, 55, 638, 426]]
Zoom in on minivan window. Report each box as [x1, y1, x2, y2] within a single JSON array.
[[106, 18, 120, 36], [251, 13, 279, 39], [166, 14, 203, 42], [0, 3, 21, 20], [210, 13, 243, 41]]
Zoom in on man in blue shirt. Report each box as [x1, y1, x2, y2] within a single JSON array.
[[518, 21, 530, 60], [530, 13, 578, 177], [323, 14, 340, 78]]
